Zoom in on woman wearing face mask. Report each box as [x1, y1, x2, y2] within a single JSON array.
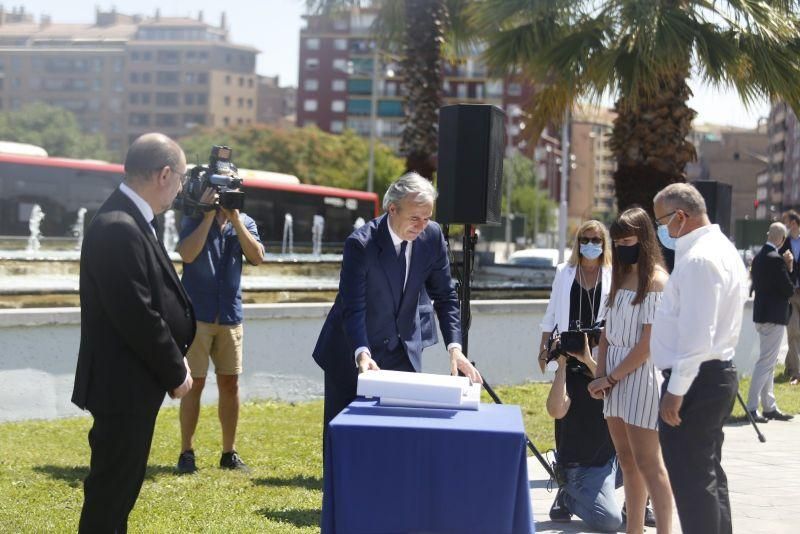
[[540, 219, 613, 373], [539, 220, 619, 528], [587, 207, 673, 534]]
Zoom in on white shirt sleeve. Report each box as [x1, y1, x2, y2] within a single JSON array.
[[667, 258, 723, 396]]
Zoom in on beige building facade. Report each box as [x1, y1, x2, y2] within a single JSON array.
[[0, 8, 258, 158]]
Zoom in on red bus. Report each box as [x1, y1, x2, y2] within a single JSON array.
[[0, 153, 380, 252]]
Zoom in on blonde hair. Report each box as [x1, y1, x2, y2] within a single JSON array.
[[568, 219, 612, 267]]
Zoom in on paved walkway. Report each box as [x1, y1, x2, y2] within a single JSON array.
[[528, 417, 800, 533]]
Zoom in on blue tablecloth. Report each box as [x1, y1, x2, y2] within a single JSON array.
[[322, 399, 534, 534]]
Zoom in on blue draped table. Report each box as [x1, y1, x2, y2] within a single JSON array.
[[321, 398, 534, 534]]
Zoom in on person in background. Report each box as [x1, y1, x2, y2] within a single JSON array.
[[779, 210, 800, 385], [175, 187, 265, 474], [748, 222, 795, 422]]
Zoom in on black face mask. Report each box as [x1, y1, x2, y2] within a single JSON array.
[[616, 243, 640, 265]]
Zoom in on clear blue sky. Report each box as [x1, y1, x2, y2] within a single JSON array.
[[16, 1, 770, 128]]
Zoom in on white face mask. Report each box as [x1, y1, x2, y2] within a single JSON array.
[[580, 242, 603, 259]]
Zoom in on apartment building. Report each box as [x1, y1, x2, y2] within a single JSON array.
[[256, 75, 296, 125], [0, 7, 258, 157], [568, 105, 617, 224], [295, 8, 562, 192]]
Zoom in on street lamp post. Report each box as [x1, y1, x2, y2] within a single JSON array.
[[367, 45, 379, 193], [558, 109, 570, 264]]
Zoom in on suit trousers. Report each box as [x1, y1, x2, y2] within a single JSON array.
[[79, 411, 159, 534], [659, 360, 738, 534], [785, 291, 800, 377], [748, 322, 784, 413]]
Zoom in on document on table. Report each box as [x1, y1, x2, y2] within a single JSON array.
[[356, 370, 482, 410]]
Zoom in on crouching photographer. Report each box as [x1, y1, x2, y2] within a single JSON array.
[[538, 220, 622, 531], [172, 146, 265, 474]]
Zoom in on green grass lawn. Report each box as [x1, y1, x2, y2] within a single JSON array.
[[2, 370, 799, 533]]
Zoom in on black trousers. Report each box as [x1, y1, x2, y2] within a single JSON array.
[[659, 360, 738, 534], [79, 411, 159, 534]]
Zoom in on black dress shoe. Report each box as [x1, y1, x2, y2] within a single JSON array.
[[749, 410, 769, 424], [763, 409, 794, 421], [549, 487, 572, 522]]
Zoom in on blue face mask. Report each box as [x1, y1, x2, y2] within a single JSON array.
[[580, 242, 603, 259], [657, 224, 676, 250]]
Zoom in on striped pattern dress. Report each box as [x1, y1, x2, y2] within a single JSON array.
[[603, 289, 663, 430]]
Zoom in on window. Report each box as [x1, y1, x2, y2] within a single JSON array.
[[348, 79, 371, 95], [156, 71, 180, 85], [507, 83, 522, 96], [332, 79, 346, 92], [334, 38, 347, 51], [333, 18, 348, 31], [142, 72, 152, 83], [157, 51, 180, 65], [347, 99, 371, 116], [239, 77, 244, 87], [238, 97, 244, 108], [184, 93, 195, 105], [223, 117, 230, 126], [130, 72, 140, 83], [197, 93, 208, 105], [248, 78, 254, 88], [129, 113, 150, 126], [156, 92, 179, 106], [304, 79, 319, 91], [247, 98, 253, 109], [305, 58, 319, 70], [332, 58, 348, 72], [457, 83, 467, 98], [331, 120, 344, 133], [304, 99, 318, 112], [225, 75, 231, 85], [224, 96, 231, 106], [306, 38, 320, 50], [155, 113, 178, 127], [378, 100, 403, 117], [331, 100, 345, 112]]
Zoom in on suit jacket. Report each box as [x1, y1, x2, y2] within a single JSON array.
[[752, 243, 794, 325], [778, 239, 800, 286], [72, 188, 196, 415], [312, 214, 460, 375]]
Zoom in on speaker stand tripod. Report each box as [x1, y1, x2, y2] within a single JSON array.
[[445, 224, 556, 480]]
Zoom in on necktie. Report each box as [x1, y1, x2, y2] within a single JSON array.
[[398, 240, 408, 293]]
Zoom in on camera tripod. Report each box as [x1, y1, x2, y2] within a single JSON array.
[[445, 224, 556, 480]]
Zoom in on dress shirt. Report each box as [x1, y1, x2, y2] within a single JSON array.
[[354, 221, 462, 363], [119, 182, 156, 237], [650, 224, 748, 396], [119, 182, 190, 392], [765, 241, 777, 252]]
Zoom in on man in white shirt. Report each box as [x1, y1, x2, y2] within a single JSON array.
[[650, 183, 747, 534]]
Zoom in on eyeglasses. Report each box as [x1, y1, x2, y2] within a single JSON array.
[[578, 237, 603, 245], [655, 210, 677, 224]]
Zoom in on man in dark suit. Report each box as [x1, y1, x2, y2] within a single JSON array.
[[72, 133, 196, 533], [779, 210, 800, 384], [749, 222, 795, 422], [313, 172, 482, 430]]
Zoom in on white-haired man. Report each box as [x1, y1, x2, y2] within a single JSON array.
[[312, 172, 483, 430], [748, 222, 795, 422], [650, 182, 748, 534]]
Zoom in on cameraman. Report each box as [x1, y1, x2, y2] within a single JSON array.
[[546, 343, 623, 532], [175, 188, 264, 473]]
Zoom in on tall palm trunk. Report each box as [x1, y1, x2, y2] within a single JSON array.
[[610, 70, 697, 216], [400, 0, 447, 179]]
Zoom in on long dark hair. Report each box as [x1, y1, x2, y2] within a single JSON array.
[[608, 207, 665, 306]]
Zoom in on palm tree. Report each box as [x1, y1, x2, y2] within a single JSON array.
[[472, 1, 800, 215], [306, 1, 474, 178]]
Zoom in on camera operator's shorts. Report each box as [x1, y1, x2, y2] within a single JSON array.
[[186, 321, 243, 377]]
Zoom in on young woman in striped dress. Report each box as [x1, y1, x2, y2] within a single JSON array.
[[588, 207, 673, 534]]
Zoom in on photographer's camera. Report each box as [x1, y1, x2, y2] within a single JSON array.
[[174, 145, 245, 217]]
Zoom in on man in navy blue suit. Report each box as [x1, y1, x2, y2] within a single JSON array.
[[313, 172, 483, 428]]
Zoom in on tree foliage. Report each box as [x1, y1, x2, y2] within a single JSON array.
[[473, 0, 800, 215], [179, 124, 405, 194], [502, 153, 556, 238], [0, 103, 109, 160]]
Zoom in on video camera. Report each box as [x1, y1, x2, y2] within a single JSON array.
[[173, 145, 245, 217], [544, 320, 605, 373]]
